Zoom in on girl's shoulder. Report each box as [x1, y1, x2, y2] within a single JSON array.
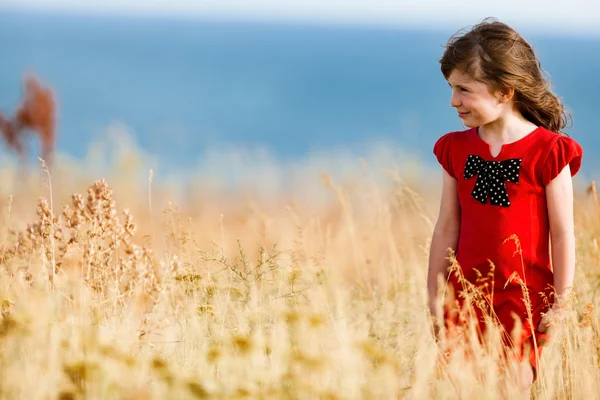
[[433, 128, 474, 178], [434, 128, 473, 147], [535, 127, 584, 185]]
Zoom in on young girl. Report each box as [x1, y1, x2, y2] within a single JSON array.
[[427, 18, 583, 395]]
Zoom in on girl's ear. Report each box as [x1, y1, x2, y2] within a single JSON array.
[[498, 87, 515, 103]]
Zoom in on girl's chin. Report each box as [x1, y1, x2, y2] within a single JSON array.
[[459, 115, 485, 128]]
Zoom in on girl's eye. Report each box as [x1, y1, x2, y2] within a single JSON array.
[[460, 87, 469, 93]]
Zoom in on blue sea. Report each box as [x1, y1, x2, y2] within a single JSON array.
[[1, 10, 599, 180]]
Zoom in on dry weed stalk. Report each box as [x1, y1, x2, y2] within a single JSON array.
[[2, 179, 158, 298]]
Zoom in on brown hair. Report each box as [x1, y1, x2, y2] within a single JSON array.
[[439, 18, 571, 134]]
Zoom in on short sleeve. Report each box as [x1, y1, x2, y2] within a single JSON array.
[[542, 135, 583, 185], [433, 132, 456, 178]]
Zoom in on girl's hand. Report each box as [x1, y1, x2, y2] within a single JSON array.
[[537, 305, 566, 346]]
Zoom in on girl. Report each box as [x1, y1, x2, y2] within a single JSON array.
[[427, 18, 583, 396]]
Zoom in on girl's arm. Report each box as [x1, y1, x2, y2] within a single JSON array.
[[427, 169, 461, 321], [545, 164, 576, 305]]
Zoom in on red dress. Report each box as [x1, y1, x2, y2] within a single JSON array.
[[433, 126, 583, 373]]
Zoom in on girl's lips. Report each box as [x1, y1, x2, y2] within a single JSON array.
[[458, 112, 470, 118]]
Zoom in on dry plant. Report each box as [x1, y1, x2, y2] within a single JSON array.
[[0, 158, 596, 400]]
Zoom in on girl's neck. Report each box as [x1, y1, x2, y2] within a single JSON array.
[[478, 113, 538, 144]]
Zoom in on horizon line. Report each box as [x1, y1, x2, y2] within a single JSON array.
[[2, 4, 600, 39]]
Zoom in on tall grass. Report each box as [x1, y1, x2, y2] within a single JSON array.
[[0, 150, 597, 399]]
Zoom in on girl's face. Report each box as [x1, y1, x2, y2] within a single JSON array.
[[447, 69, 507, 128]]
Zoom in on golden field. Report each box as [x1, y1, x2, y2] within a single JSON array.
[[0, 140, 598, 400]]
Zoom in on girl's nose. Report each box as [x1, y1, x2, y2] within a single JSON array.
[[450, 91, 461, 108]]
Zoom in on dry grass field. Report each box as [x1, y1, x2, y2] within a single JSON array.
[[0, 142, 598, 399]]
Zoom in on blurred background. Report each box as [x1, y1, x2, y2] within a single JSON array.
[[0, 0, 599, 189]]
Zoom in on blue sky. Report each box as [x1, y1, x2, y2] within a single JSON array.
[[2, 0, 600, 36]]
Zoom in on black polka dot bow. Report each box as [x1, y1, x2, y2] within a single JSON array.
[[464, 155, 522, 207]]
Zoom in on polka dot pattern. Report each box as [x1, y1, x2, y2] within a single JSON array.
[[463, 155, 522, 207]]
